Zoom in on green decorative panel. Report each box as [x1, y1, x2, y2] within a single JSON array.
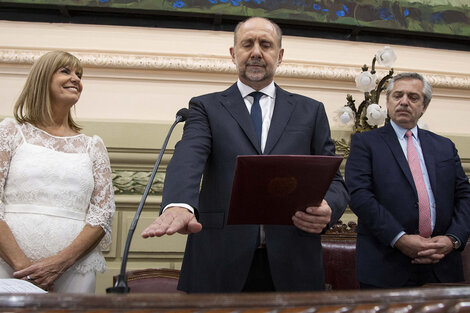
[[1, 0, 469, 37]]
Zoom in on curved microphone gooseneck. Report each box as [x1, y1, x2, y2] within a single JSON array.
[[107, 108, 189, 293]]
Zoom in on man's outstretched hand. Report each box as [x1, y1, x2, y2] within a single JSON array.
[[141, 206, 202, 238]]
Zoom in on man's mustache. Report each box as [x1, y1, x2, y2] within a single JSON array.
[[395, 105, 411, 113], [246, 61, 265, 66]]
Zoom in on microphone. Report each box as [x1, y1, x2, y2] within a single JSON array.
[[175, 108, 189, 123], [107, 108, 189, 293]]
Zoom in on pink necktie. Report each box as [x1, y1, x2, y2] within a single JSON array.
[[406, 130, 432, 237]]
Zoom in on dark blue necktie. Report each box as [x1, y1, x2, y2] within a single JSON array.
[[249, 91, 263, 143]]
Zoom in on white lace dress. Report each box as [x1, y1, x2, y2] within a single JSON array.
[[0, 118, 115, 293]]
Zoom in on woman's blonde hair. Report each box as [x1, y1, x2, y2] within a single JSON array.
[[14, 50, 83, 131]]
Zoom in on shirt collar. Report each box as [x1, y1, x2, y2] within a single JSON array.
[[390, 120, 418, 140], [237, 79, 276, 99]]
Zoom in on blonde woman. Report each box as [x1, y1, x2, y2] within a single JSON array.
[[0, 51, 115, 293]]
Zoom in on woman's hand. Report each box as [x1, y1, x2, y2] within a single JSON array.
[[0, 220, 32, 272], [13, 254, 71, 291], [13, 224, 105, 291], [13, 224, 104, 291]]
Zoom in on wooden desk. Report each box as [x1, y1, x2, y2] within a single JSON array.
[[2, 286, 470, 312]]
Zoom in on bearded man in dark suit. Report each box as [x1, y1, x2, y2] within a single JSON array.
[[346, 72, 470, 288], [142, 17, 348, 293]]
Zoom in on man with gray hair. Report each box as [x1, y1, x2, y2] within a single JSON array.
[[346, 72, 470, 288], [142, 17, 348, 293]]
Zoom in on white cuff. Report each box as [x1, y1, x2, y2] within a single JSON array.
[[391, 231, 406, 247], [162, 203, 195, 214]]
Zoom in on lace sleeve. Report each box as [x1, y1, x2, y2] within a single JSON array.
[[87, 135, 115, 250], [0, 119, 22, 221]]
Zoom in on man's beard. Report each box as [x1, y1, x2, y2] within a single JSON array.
[[243, 63, 269, 82]]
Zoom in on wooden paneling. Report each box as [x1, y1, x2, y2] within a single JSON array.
[[3, 286, 470, 312]]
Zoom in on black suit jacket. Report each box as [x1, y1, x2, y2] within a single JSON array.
[[161, 83, 348, 293], [345, 123, 470, 287]]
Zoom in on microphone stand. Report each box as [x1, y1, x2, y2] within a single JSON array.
[[107, 109, 188, 293]]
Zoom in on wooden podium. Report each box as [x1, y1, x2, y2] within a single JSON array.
[[1, 286, 470, 312]]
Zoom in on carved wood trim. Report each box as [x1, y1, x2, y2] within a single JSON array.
[[324, 220, 357, 238]]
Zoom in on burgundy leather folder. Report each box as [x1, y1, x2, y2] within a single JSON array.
[[227, 155, 343, 225]]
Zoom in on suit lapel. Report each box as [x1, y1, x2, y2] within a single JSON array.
[[264, 86, 295, 154], [379, 124, 416, 192], [219, 84, 262, 154]]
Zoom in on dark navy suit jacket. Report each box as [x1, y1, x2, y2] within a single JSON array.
[[161, 83, 348, 293], [345, 123, 470, 287]]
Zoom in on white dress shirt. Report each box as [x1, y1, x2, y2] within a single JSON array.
[[237, 80, 276, 153]]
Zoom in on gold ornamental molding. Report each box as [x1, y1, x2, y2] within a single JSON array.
[[111, 158, 470, 196], [1, 48, 469, 90], [112, 170, 164, 195]]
